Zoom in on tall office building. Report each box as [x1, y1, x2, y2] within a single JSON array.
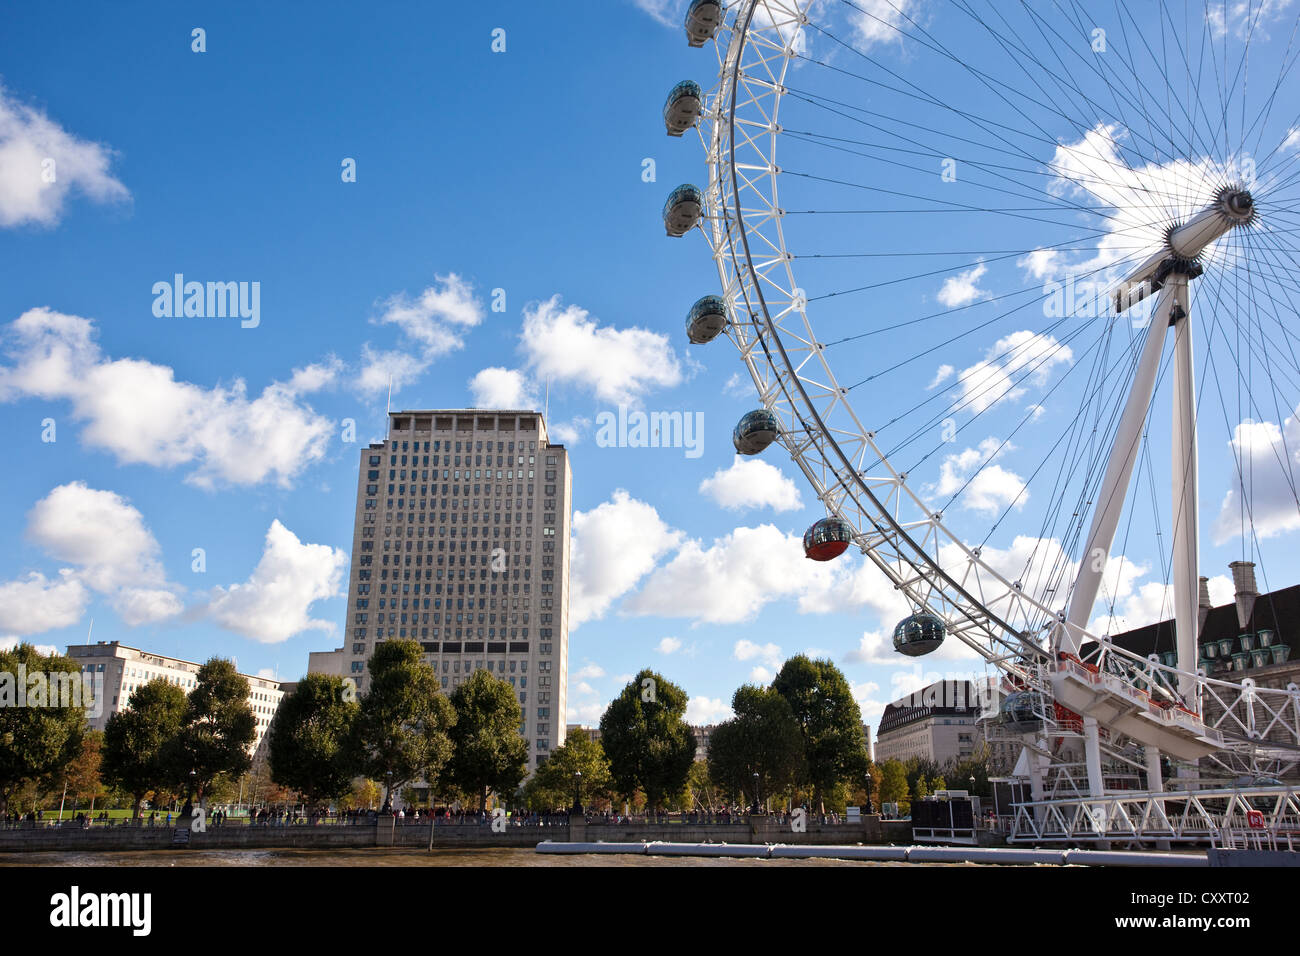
[[343, 410, 571, 769]]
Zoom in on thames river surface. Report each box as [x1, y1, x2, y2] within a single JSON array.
[[0, 847, 944, 867]]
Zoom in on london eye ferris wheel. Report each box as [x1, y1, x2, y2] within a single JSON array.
[[660, 0, 1300, 810]]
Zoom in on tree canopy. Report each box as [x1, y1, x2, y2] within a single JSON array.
[[102, 678, 189, 818], [164, 658, 257, 802], [599, 669, 696, 811], [268, 673, 359, 805], [353, 639, 455, 804], [446, 669, 529, 813], [0, 643, 86, 814], [707, 683, 802, 806], [772, 655, 870, 811], [523, 733, 611, 810]]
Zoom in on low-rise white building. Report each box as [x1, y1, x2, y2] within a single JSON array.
[[66, 640, 287, 755]]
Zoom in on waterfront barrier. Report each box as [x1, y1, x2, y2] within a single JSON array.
[[536, 841, 1211, 867], [0, 815, 912, 854]]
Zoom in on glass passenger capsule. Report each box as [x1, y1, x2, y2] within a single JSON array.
[[664, 80, 703, 137], [732, 408, 779, 455], [803, 516, 853, 561], [663, 184, 704, 237], [686, 295, 727, 344], [893, 613, 946, 657], [998, 690, 1044, 734], [684, 0, 723, 47]]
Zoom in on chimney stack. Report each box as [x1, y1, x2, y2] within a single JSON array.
[[1229, 561, 1258, 632], [1197, 575, 1212, 636]]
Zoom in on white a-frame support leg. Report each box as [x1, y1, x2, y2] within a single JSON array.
[[1168, 275, 1201, 706], [1060, 282, 1180, 798]]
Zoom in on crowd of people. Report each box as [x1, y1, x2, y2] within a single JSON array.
[[3, 802, 864, 829]]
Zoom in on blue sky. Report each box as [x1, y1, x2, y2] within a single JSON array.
[[3, 0, 1300, 735]]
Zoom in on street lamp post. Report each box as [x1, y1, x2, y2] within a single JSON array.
[[752, 772, 760, 815], [572, 771, 583, 815]]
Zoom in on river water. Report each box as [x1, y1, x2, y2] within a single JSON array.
[[0, 847, 936, 867]]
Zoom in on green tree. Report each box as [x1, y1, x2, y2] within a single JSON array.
[[523, 733, 612, 810], [878, 758, 909, 810], [944, 744, 993, 799], [707, 684, 802, 809], [683, 759, 719, 812], [599, 669, 696, 812], [446, 670, 529, 813], [772, 655, 870, 812], [0, 643, 87, 815], [164, 658, 257, 805], [102, 679, 188, 819], [64, 730, 105, 814], [267, 673, 359, 807], [354, 640, 455, 806], [904, 756, 942, 806]]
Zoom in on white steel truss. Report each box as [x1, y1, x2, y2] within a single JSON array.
[[1009, 786, 1300, 845], [694, 0, 1300, 795]]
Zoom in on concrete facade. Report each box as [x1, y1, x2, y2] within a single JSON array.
[[65, 641, 286, 754], [875, 681, 980, 765], [307, 647, 346, 677]]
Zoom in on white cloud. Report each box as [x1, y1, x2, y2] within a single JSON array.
[[569, 490, 684, 628], [954, 330, 1072, 414], [656, 636, 683, 654], [1019, 123, 1258, 287], [0, 85, 129, 228], [750, 665, 774, 684], [927, 364, 954, 390], [205, 520, 347, 643], [626, 525, 833, 624], [572, 662, 606, 680], [548, 417, 588, 445], [256, 667, 277, 680], [357, 346, 428, 397], [852, 680, 886, 721], [686, 695, 733, 725], [734, 639, 783, 668], [925, 438, 1027, 515], [0, 309, 336, 488], [468, 366, 537, 409], [285, 358, 343, 395], [28, 482, 169, 595], [568, 700, 605, 725], [698, 456, 803, 512], [373, 274, 483, 350], [1212, 417, 1300, 544], [937, 261, 989, 308], [624, 520, 915, 626], [723, 372, 750, 398], [1207, 0, 1295, 39], [0, 636, 60, 656], [0, 571, 89, 635], [848, 0, 920, 50], [357, 275, 486, 397], [630, 0, 680, 27], [575, 681, 597, 696], [9, 481, 183, 628], [519, 296, 683, 404]]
